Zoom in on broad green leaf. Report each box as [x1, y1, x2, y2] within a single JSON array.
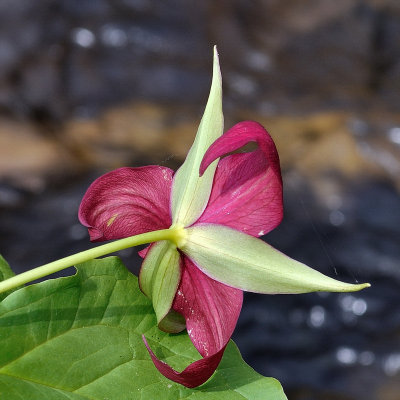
[[0, 255, 17, 301], [182, 224, 370, 294], [139, 241, 185, 332], [171, 46, 224, 227], [0, 256, 287, 400]]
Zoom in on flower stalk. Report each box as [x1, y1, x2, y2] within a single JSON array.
[[0, 227, 183, 294]]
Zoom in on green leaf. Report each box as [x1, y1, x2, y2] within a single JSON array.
[[182, 224, 370, 294], [0, 256, 287, 399], [139, 241, 185, 332], [171, 46, 224, 227], [0, 255, 17, 301]]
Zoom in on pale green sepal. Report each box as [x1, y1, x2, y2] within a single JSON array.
[[182, 224, 370, 294], [139, 241, 184, 332], [171, 46, 224, 227]]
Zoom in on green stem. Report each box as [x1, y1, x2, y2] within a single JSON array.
[[0, 228, 180, 295]]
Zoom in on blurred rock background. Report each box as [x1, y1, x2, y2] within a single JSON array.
[[1, 1, 400, 399]]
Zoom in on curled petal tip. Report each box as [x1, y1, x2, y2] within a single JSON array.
[[198, 121, 283, 236], [142, 334, 224, 388]]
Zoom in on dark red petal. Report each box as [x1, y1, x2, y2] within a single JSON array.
[[79, 166, 173, 241], [143, 257, 242, 387], [173, 257, 242, 357], [143, 335, 226, 388], [138, 245, 151, 258], [198, 121, 283, 236]]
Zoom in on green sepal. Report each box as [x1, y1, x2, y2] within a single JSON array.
[[182, 224, 370, 294], [139, 241, 185, 332], [171, 46, 224, 227]]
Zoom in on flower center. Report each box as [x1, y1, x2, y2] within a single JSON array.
[[168, 224, 187, 248]]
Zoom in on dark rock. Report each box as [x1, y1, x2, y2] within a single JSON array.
[[0, 1, 400, 120]]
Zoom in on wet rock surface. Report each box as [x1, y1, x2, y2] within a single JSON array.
[[0, 1, 400, 119], [1, 1, 400, 398]]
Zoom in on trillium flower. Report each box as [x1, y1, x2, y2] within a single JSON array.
[[79, 48, 369, 388]]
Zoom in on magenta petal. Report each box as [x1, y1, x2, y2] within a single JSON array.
[[143, 335, 226, 388], [79, 166, 173, 241], [198, 121, 283, 236], [138, 245, 151, 258], [173, 257, 243, 357], [143, 257, 242, 388]]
